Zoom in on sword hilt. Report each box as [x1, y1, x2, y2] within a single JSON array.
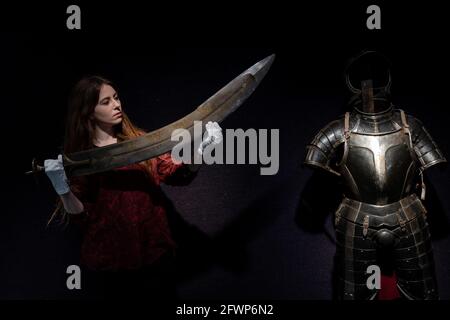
[[24, 158, 45, 176], [24, 155, 90, 177]]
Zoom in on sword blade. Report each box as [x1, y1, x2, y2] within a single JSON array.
[[65, 54, 275, 177]]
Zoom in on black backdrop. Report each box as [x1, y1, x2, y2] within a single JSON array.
[[1, 2, 449, 300]]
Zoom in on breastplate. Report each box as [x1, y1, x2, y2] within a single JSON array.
[[340, 127, 419, 205]]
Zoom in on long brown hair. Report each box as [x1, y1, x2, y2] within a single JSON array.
[[49, 75, 153, 225]]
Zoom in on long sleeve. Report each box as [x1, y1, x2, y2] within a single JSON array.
[[152, 153, 197, 186], [67, 175, 99, 227]]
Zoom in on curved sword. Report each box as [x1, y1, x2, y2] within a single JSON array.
[[26, 54, 275, 177]]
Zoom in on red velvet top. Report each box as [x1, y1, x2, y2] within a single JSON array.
[[69, 153, 194, 271]]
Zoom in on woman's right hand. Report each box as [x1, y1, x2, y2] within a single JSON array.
[[44, 154, 70, 195]]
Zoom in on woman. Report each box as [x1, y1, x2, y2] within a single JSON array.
[[44, 75, 222, 299]]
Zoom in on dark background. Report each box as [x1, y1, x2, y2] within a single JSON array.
[[1, 2, 449, 299]]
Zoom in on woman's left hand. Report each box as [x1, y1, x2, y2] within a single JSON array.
[[198, 121, 223, 155]]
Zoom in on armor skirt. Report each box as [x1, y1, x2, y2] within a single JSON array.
[[334, 194, 438, 300]]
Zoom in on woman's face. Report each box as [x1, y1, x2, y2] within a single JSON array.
[[92, 84, 123, 127]]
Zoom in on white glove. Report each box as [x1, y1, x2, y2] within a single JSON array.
[[44, 154, 70, 195], [198, 121, 223, 155]]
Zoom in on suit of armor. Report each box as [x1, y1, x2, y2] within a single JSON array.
[[304, 52, 447, 299]]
